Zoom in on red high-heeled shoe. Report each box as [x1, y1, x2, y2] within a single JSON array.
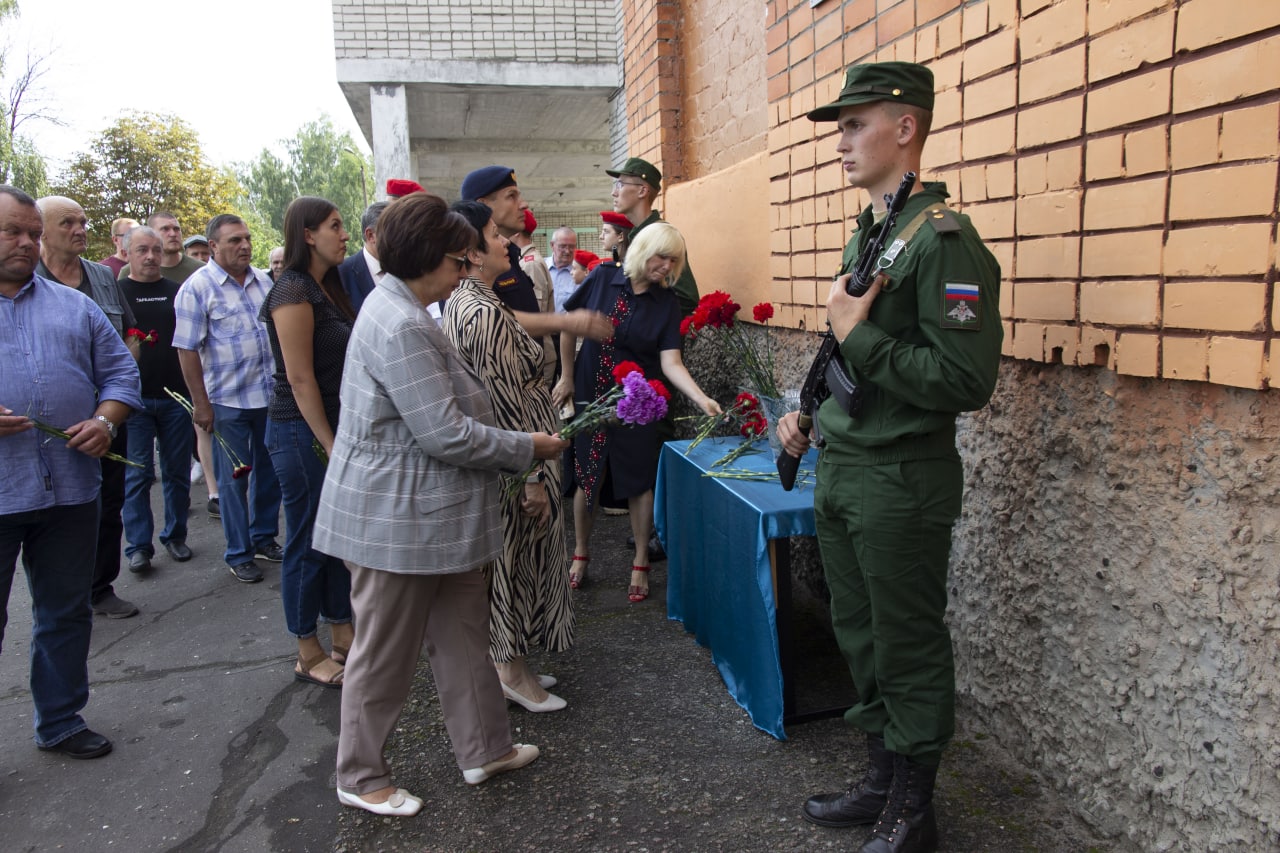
[[569, 555, 589, 589], [628, 565, 650, 603]]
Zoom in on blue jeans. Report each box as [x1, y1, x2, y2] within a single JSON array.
[[210, 404, 281, 566], [123, 397, 194, 556], [267, 418, 352, 637], [0, 500, 99, 747]]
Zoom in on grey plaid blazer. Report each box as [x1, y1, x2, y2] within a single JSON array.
[[312, 274, 533, 574]]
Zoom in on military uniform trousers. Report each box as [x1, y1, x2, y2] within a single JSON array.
[[813, 449, 962, 765]]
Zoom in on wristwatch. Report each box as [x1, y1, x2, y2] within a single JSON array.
[[94, 414, 118, 440], [526, 467, 546, 484]]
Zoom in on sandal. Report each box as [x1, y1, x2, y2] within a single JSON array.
[[569, 555, 589, 590], [628, 565, 650, 603], [295, 651, 344, 689]]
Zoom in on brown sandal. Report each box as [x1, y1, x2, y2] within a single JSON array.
[[295, 651, 343, 689]]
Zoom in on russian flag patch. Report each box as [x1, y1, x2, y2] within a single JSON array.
[[941, 282, 981, 329]]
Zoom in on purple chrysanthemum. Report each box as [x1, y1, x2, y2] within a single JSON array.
[[616, 371, 668, 424]]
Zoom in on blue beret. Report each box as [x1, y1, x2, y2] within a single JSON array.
[[460, 165, 517, 201]]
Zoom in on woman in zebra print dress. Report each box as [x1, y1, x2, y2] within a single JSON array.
[[443, 201, 573, 713]]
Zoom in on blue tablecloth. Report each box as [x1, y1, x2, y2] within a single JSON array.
[[654, 437, 818, 739]]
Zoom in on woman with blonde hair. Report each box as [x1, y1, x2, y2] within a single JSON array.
[[552, 222, 721, 602]]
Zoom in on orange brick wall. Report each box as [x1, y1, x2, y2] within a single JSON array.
[[761, 0, 1280, 390], [679, 0, 769, 176], [622, 0, 685, 180]]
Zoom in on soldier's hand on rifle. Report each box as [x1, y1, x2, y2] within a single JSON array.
[[777, 411, 811, 458], [827, 272, 886, 341]]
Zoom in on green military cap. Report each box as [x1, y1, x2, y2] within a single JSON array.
[[606, 157, 662, 192], [807, 61, 935, 122]]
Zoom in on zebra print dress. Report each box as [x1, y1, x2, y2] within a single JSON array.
[[443, 278, 575, 660]]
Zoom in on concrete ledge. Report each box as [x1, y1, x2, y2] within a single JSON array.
[[337, 58, 619, 90]]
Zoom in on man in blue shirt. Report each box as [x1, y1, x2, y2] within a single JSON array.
[[0, 185, 142, 759]]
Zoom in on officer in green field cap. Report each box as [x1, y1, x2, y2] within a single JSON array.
[[605, 157, 699, 316], [777, 61, 1003, 853]]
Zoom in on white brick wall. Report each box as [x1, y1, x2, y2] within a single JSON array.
[[333, 0, 617, 63]]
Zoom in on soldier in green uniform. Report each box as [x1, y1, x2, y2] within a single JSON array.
[[777, 62, 1003, 853], [606, 157, 699, 316]]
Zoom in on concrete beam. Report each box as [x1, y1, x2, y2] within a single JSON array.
[[336, 58, 619, 92]]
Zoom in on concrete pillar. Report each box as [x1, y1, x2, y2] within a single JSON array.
[[370, 83, 411, 201]]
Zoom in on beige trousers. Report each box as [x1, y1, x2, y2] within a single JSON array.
[[336, 563, 514, 795]]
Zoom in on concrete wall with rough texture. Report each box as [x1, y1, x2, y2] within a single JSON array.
[[951, 361, 1280, 850], [679, 326, 1280, 850]]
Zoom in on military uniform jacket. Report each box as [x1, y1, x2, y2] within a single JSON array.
[[817, 182, 1002, 464]]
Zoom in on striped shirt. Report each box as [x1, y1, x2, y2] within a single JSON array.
[[172, 261, 274, 409]]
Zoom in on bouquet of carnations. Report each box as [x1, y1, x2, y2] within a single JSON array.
[[506, 361, 670, 496], [683, 390, 765, 452], [681, 291, 779, 399]]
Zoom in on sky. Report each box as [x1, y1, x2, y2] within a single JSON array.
[[5, 0, 369, 176]]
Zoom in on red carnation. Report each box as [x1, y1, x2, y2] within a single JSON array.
[[740, 413, 767, 437], [753, 302, 774, 323], [680, 316, 695, 336], [612, 360, 643, 383], [734, 391, 760, 411], [649, 379, 671, 400]]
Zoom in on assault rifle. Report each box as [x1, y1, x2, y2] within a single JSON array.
[[775, 171, 916, 491]]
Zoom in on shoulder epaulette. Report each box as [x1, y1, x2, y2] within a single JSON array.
[[925, 206, 962, 234]]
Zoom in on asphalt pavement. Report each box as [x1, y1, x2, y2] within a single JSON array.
[[0, 486, 1121, 853]]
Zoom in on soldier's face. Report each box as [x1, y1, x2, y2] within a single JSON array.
[[835, 103, 904, 191], [482, 185, 527, 237]]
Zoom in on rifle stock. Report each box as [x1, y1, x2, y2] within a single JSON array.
[[774, 172, 917, 491]]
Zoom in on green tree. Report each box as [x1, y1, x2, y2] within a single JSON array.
[[53, 112, 242, 259], [0, 1, 52, 195], [238, 116, 372, 256]]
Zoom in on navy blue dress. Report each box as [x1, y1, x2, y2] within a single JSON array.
[[564, 261, 682, 505]]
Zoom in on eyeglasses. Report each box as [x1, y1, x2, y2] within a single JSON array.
[[444, 253, 470, 269], [613, 179, 645, 190]]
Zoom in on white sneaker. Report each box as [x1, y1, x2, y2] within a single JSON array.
[[461, 743, 540, 785], [190, 461, 204, 484]]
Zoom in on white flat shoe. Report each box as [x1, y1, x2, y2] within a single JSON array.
[[502, 681, 567, 713], [337, 787, 423, 816], [462, 743, 540, 785], [536, 674, 557, 689]]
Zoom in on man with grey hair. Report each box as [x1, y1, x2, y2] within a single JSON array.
[[36, 194, 142, 619], [546, 225, 578, 314], [267, 246, 285, 282], [338, 201, 388, 313], [118, 225, 195, 573], [119, 211, 206, 285]]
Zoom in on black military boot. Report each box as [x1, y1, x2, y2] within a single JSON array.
[[858, 752, 939, 853], [802, 733, 894, 827]]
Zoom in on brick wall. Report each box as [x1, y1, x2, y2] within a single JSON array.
[[332, 0, 617, 63], [620, 0, 685, 180], [678, 0, 769, 176], [766, 0, 1280, 390]]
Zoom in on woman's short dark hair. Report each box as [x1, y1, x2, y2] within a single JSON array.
[[280, 195, 355, 319], [377, 193, 476, 281], [448, 200, 493, 253]]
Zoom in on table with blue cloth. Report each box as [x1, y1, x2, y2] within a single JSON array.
[[654, 437, 838, 740]]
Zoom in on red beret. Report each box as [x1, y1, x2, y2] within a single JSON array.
[[573, 250, 601, 270], [600, 211, 634, 230], [386, 178, 424, 198], [523, 209, 537, 234]]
